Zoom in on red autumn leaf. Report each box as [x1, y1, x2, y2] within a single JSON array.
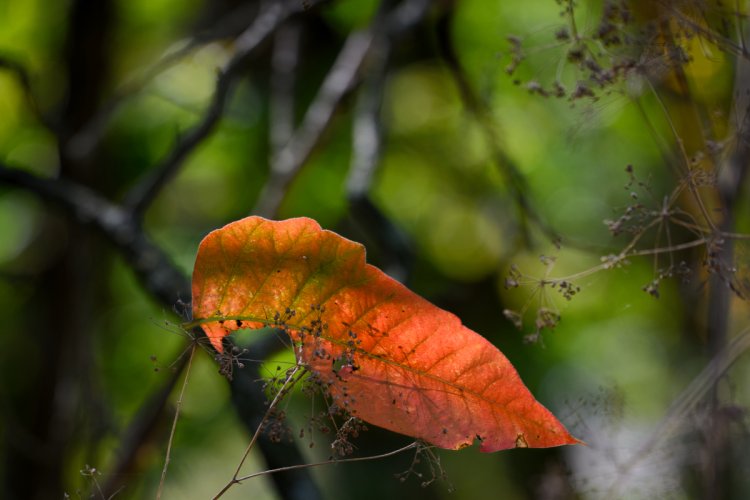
[[191, 216, 579, 452]]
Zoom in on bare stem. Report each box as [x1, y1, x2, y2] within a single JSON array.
[[156, 343, 197, 499], [213, 364, 304, 500], [235, 441, 420, 483], [606, 328, 750, 497], [646, 79, 718, 233]]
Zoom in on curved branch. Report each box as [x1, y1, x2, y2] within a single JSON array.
[[0, 164, 190, 304], [66, 3, 264, 162], [254, 0, 432, 218], [255, 28, 376, 217], [124, 0, 324, 219]]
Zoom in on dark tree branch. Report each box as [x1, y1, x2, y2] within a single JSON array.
[[0, 56, 32, 99], [383, 0, 432, 34], [0, 165, 191, 304], [254, 0, 432, 218], [255, 28, 376, 217], [345, 12, 413, 283], [702, 48, 750, 500], [66, 3, 264, 163], [346, 21, 390, 199], [435, 8, 546, 248], [124, 0, 324, 219], [3, 2, 117, 498], [0, 56, 53, 131], [0, 163, 321, 499], [270, 21, 302, 156], [0, 6, 331, 497]]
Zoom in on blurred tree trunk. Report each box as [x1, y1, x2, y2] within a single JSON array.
[[3, 1, 114, 498]]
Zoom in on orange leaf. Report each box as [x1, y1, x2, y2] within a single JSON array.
[[191, 216, 580, 452]]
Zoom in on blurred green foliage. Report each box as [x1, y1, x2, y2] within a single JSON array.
[[1, 0, 749, 498]]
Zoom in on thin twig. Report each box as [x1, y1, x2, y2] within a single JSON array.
[[236, 441, 420, 482], [156, 343, 197, 499], [346, 55, 388, 199], [513, 237, 710, 287], [213, 364, 304, 500], [228, 333, 322, 500], [102, 346, 191, 498], [606, 329, 750, 497], [645, 78, 719, 233], [662, 1, 749, 59]]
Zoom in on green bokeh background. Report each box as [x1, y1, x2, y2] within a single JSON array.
[[1, 0, 749, 498]]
